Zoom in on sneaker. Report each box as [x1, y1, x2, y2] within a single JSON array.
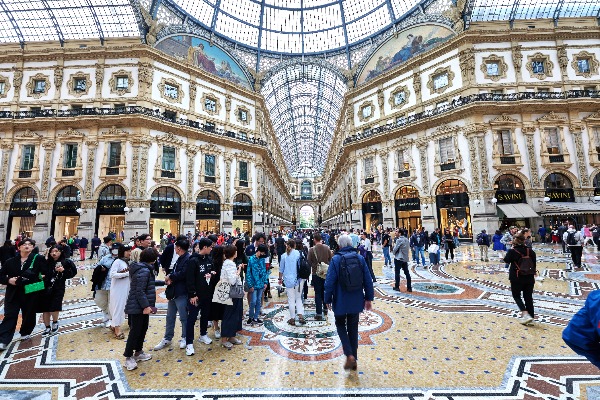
[[519, 315, 533, 325], [19, 334, 31, 341], [0, 343, 7, 351], [124, 357, 138, 371], [42, 326, 51, 335], [51, 321, 59, 333], [228, 337, 242, 345], [214, 330, 221, 339], [153, 339, 171, 351], [253, 319, 264, 326], [133, 351, 152, 362], [179, 338, 186, 349], [198, 335, 212, 345], [246, 318, 253, 325], [185, 344, 195, 356]]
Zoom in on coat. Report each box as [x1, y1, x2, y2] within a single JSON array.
[[0, 253, 48, 303], [246, 254, 268, 290], [324, 246, 374, 315], [503, 244, 536, 283], [562, 289, 600, 369], [125, 261, 156, 314], [492, 234, 505, 251]]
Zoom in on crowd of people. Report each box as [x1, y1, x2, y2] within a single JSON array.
[[0, 222, 598, 373]]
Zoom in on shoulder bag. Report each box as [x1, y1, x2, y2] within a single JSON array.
[[212, 279, 233, 305], [23, 254, 45, 294], [229, 280, 245, 298], [313, 247, 329, 279]]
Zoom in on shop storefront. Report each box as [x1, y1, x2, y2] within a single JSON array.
[[233, 193, 252, 234], [493, 175, 539, 230], [394, 186, 421, 232], [196, 190, 220, 233], [150, 187, 181, 241], [542, 172, 600, 227], [7, 187, 37, 240], [51, 186, 81, 239], [362, 190, 382, 233], [96, 184, 126, 241], [435, 179, 472, 239]]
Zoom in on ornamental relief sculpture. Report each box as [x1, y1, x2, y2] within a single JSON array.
[[570, 124, 590, 187], [459, 48, 475, 84], [467, 136, 480, 190], [571, 51, 599, 78], [512, 45, 523, 74], [476, 135, 490, 189], [41, 142, 55, 200]]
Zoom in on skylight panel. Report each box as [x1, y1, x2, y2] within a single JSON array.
[[264, 0, 302, 7], [390, 0, 420, 16], [261, 29, 302, 52], [513, 0, 556, 19], [262, 6, 302, 33], [93, 3, 140, 37], [53, 0, 99, 40], [0, 11, 20, 43], [342, 0, 383, 20], [557, 0, 600, 18], [304, 0, 338, 7], [345, 4, 389, 42], [470, 0, 514, 21], [216, 12, 259, 47], [303, 4, 342, 31], [175, 0, 214, 26], [220, 0, 261, 26], [13, 8, 58, 42]]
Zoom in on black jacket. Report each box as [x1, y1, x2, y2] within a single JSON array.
[[125, 261, 156, 314], [0, 245, 17, 265], [159, 243, 175, 272], [168, 252, 189, 299], [0, 253, 48, 302], [45, 258, 77, 292], [186, 253, 213, 300], [504, 244, 536, 283]]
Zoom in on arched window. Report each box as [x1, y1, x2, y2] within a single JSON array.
[[197, 190, 220, 205], [99, 185, 126, 201], [56, 186, 80, 202], [494, 175, 524, 191], [395, 186, 419, 199], [233, 193, 252, 217], [233, 193, 252, 206], [301, 181, 312, 197], [436, 179, 467, 195], [362, 190, 381, 203], [593, 173, 600, 188], [13, 187, 37, 203], [544, 173, 572, 189], [197, 190, 221, 216], [151, 187, 181, 202]]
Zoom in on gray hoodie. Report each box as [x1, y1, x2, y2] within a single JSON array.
[[563, 228, 583, 246], [392, 236, 409, 261]]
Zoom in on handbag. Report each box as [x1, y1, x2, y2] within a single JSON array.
[[229, 283, 244, 299], [23, 254, 44, 294], [165, 284, 176, 300], [313, 247, 329, 279], [211, 280, 233, 305]]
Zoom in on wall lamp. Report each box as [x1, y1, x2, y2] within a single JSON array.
[[139, 208, 146, 213], [490, 198, 498, 204], [537, 197, 551, 204], [124, 206, 132, 214], [30, 209, 43, 216], [423, 205, 429, 210], [474, 199, 481, 205], [76, 208, 87, 215]]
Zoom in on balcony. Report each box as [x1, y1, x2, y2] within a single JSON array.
[[106, 167, 120, 175], [500, 156, 516, 165], [440, 162, 456, 171], [18, 170, 32, 178], [549, 154, 565, 163], [161, 170, 175, 178], [62, 169, 75, 177], [397, 170, 410, 178]]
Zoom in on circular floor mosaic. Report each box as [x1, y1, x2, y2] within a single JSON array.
[[411, 282, 463, 294]]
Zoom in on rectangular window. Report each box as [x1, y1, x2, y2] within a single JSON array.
[[74, 78, 87, 92], [545, 128, 561, 154], [397, 150, 409, 171], [593, 127, 600, 154], [239, 109, 247, 121], [578, 59, 591, 74], [205, 98, 216, 112], [21, 145, 35, 170], [64, 144, 78, 168], [162, 146, 176, 171], [531, 61, 545, 74], [498, 130, 513, 155], [364, 156, 374, 177], [439, 137, 455, 164], [116, 77, 128, 90], [239, 161, 248, 182], [486, 62, 499, 76], [0, 81, 5, 95], [205, 154, 216, 177], [33, 80, 46, 93], [433, 73, 448, 90], [108, 142, 121, 167]]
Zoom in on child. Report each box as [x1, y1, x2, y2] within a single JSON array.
[[246, 244, 269, 326]]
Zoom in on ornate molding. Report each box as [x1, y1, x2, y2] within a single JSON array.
[[526, 52, 554, 80], [357, 100, 375, 123], [0, 74, 11, 99], [26, 73, 51, 99], [525, 134, 540, 188], [571, 125, 590, 187], [480, 54, 508, 82], [200, 92, 221, 116], [157, 76, 184, 104], [477, 135, 490, 189], [468, 135, 480, 191], [66, 71, 92, 98], [459, 48, 476, 84], [388, 85, 410, 110], [571, 50, 599, 79], [108, 69, 134, 96], [537, 111, 566, 124], [426, 66, 455, 95], [234, 104, 252, 126], [57, 128, 86, 139], [489, 114, 519, 125]]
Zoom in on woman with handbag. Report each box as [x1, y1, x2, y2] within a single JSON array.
[[220, 245, 244, 348], [109, 244, 131, 339], [209, 245, 225, 339], [0, 239, 48, 350], [38, 245, 77, 335]]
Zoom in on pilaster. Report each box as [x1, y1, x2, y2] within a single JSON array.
[[570, 124, 590, 187]]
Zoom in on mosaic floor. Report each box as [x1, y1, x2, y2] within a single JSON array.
[[1, 244, 600, 399]]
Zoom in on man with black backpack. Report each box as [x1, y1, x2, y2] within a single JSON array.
[[324, 234, 374, 371], [563, 225, 584, 269], [504, 230, 538, 325]]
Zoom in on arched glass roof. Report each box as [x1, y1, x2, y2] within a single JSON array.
[[0, 0, 141, 45], [165, 0, 425, 55]]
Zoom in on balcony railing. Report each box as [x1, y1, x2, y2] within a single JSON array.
[[440, 162, 456, 171], [18, 170, 32, 178], [397, 170, 410, 178], [364, 176, 375, 184], [549, 154, 565, 163], [161, 170, 176, 178], [106, 167, 120, 175], [61, 169, 75, 177], [342, 90, 600, 146], [239, 180, 248, 187], [500, 156, 516, 164], [0, 106, 267, 147], [204, 176, 216, 184]]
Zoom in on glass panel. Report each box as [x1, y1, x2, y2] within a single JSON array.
[[439, 137, 454, 163], [108, 142, 121, 167], [578, 59, 590, 74], [364, 156, 374, 177], [21, 145, 35, 170], [162, 146, 176, 171], [239, 161, 248, 182], [433, 73, 448, 90], [64, 144, 78, 168], [486, 62, 499, 76], [0, 81, 5, 95], [545, 128, 561, 154], [13, 187, 37, 202], [531, 60, 545, 74], [205, 98, 216, 112], [544, 173, 572, 189], [74, 78, 87, 92], [164, 84, 178, 99], [34, 80, 45, 93], [205, 154, 216, 177], [116, 76, 128, 89], [499, 130, 513, 155], [99, 184, 126, 200]]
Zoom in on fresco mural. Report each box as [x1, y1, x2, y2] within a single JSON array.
[[155, 34, 251, 89], [357, 24, 455, 85]]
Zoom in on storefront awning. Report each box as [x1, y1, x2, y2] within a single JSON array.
[[497, 203, 540, 219], [541, 202, 600, 216]]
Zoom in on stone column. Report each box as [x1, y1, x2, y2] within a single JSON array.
[[185, 146, 198, 201], [32, 202, 53, 249], [84, 140, 98, 199], [124, 201, 150, 242], [379, 150, 390, 199], [222, 204, 233, 232], [523, 126, 540, 188], [224, 154, 233, 204], [417, 141, 429, 194], [0, 143, 14, 202], [181, 201, 196, 236], [466, 133, 481, 192], [476, 134, 490, 190], [570, 124, 590, 187], [40, 142, 55, 201]]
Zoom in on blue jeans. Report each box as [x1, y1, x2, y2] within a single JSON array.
[[429, 251, 440, 265], [249, 287, 264, 320], [414, 246, 426, 265], [382, 247, 391, 266], [312, 274, 325, 316], [335, 313, 360, 358], [164, 294, 188, 341]]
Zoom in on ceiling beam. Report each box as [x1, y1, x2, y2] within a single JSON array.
[[40, 0, 65, 46], [84, 0, 105, 45], [150, 0, 162, 19], [553, 0, 566, 25], [0, 2, 25, 48], [255, 0, 266, 73], [508, 0, 521, 28], [337, 0, 351, 69]]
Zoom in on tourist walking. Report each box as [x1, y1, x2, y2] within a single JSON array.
[[563, 225, 584, 268], [562, 289, 600, 369], [392, 229, 411, 292], [109, 244, 131, 339], [324, 234, 374, 371], [307, 232, 333, 320], [476, 229, 490, 262], [246, 244, 269, 326], [278, 240, 305, 325], [504, 231, 537, 325], [443, 228, 455, 262]]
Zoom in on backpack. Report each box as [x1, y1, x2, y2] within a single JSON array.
[[296, 252, 311, 279], [515, 248, 536, 277], [476, 233, 484, 245], [566, 231, 578, 246], [593, 228, 600, 239], [339, 252, 364, 292]]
